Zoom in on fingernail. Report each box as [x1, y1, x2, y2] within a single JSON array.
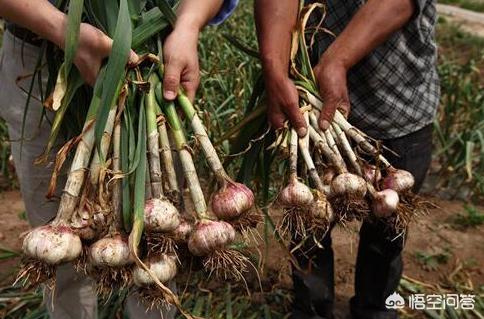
[[164, 91, 176, 100], [297, 127, 307, 137], [321, 120, 330, 130]]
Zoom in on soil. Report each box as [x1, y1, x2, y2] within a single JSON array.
[[0, 190, 482, 318], [261, 196, 483, 318]]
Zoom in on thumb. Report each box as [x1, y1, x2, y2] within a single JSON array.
[[318, 99, 338, 131], [163, 61, 183, 101]]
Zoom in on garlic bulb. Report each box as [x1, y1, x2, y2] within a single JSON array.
[[211, 182, 254, 220], [372, 189, 400, 217], [133, 254, 177, 287], [330, 173, 367, 198], [22, 225, 82, 265], [187, 220, 235, 256], [144, 198, 180, 232], [382, 168, 415, 193], [89, 235, 131, 267], [279, 178, 314, 207]]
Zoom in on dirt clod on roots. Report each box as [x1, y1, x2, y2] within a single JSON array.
[[329, 195, 370, 223], [15, 258, 56, 289], [204, 249, 250, 282], [89, 266, 132, 299], [146, 233, 177, 256]]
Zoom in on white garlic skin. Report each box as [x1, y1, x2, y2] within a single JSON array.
[[89, 235, 132, 267], [133, 254, 177, 287], [372, 189, 400, 217], [330, 173, 367, 198], [22, 225, 82, 265], [144, 198, 180, 232], [279, 179, 314, 207]]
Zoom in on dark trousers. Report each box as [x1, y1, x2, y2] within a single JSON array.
[[291, 125, 433, 319]]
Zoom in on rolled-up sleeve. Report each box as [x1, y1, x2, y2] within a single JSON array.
[[209, 0, 239, 25]]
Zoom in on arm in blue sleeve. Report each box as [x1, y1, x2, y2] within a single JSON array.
[[208, 0, 239, 25]]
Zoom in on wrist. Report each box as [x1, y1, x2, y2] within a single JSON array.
[[44, 11, 67, 49], [260, 55, 290, 81], [319, 50, 350, 73], [175, 13, 204, 34]]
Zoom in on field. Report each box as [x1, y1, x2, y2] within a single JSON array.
[[0, 2, 483, 319]]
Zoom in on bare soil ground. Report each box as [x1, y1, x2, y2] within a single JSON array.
[[261, 196, 483, 318], [0, 190, 482, 318]]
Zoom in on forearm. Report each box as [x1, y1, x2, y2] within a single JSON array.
[[175, 0, 224, 33], [321, 0, 415, 69], [0, 0, 66, 48], [255, 0, 298, 80]]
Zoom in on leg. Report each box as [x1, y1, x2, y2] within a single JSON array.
[[0, 31, 97, 319], [350, 125, 432, 319], [291, 227, 335, 319]]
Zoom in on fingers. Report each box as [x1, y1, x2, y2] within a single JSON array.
[[180, 63, 200, 102], [314, 60, 350, 131], [318, 99, 337, 130], [283, 102, 307, 137], [267, 103, 286, 131], [181, 78, 199, 102], [163, 58, 183, 100]]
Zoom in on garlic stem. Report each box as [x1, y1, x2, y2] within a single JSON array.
[[146, 75, 164, 199], [53, 90, 102, 225], [289, 128, 298, 179], [177, 93, 229, 182], [331, 123, 362, 175], [308, 125, 347, 175], [111, 121, 123, 232], [89, 106, 118, 187], [299, 112, 325, 193], [157, 112, 179, 196], [305, 91, 391, 168], [164, 101, 209, 220]]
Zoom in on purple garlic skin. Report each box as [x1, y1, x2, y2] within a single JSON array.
[[144, 198, 180, 232], [279, 179, 314, 207], [89, 235, 131, 267], [188, 220, 235, 256], [212, 182, 255, 220], [330, 173, 367, 198], [382, 168, 415, 193], [372, 189, 400, 217], [362, 163, 382, 183], [22, 225, 82, 265]]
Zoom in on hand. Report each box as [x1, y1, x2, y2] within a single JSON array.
[[313, 56, 350, 130], [72, 23, 138, 86], [162, 26, 200, 102], [265, 73, 307, 136]]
